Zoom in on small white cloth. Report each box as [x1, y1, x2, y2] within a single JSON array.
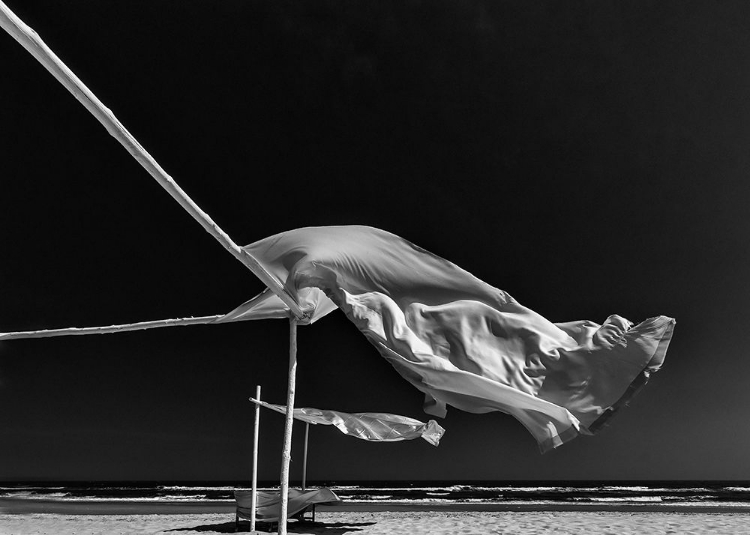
[[235, 488, 341, 522], [251, 398, 445, 446]]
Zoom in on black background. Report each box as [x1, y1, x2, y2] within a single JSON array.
[[1, 0, 749, 482]]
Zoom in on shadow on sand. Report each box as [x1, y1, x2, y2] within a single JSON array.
[[166, 520, 377, 534]]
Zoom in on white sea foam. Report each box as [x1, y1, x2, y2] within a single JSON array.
[[723, 487, 750, 492], [600, 486, 652, 492], [586, 496, 663, 502], [0, 492, 69, 499], [160, 486, 251, 492], [3, 483, 749, 507], [0, 495, 221, 502]]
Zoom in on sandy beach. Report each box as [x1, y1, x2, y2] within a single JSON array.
[[2, 503, 750, 534], [2, 510, 750, 535]]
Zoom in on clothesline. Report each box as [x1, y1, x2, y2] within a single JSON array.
[[0, 286, 340, 342], [0, 315, 227, 341]]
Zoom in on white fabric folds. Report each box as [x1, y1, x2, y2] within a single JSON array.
[[251, 398, 445, 446], [228, 226, 675, 453], [235, 488, 341, 522]]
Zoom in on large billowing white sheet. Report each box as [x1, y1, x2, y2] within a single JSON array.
[[224, 226, 674, 452]]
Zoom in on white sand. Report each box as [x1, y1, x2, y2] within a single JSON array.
[[2, 511, 750, 535]]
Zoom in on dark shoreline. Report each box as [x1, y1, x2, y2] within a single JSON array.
[[3, 498, 750, 515]]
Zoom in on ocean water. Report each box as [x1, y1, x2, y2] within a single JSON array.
[[1, 481, 749, 508]]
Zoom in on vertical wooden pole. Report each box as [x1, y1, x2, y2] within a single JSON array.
[[302, 422, 310, 491], [278, 318, 297, 535], [250, 384, 261, 533]]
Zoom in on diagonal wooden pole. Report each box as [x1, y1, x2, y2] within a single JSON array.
[[0, 2, 306, 320], [278, 317, 298, 535]]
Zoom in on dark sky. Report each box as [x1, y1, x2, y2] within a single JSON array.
[[2, 0, 750, 483]]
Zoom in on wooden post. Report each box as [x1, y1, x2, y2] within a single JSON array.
[[0, 2, 306, 320], [250, 384, 261, 533], [278, 318, 298, 535], [302, 422, 310, 491]]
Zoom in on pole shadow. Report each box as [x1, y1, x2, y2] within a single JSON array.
[[166, 520, 377, 534]]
